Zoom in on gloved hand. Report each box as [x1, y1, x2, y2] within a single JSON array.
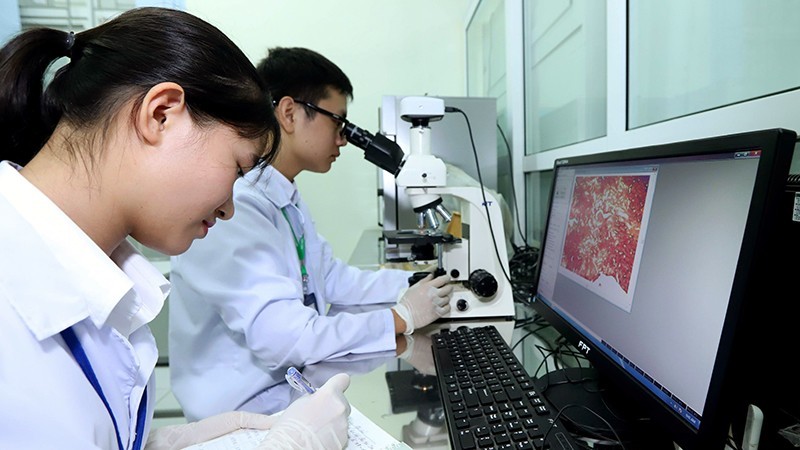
[[145, 410, 277, 450], [398, 333, 435, 375], [257, 372, 351, 450], [392, 273, 453, 335]]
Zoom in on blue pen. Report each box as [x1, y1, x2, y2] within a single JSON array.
[[285, 366, 317, 395]]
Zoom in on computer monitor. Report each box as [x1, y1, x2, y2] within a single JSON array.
[[530, 128, 796, 449]]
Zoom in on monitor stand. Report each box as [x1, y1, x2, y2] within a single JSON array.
[[535, 367, 673, 450]]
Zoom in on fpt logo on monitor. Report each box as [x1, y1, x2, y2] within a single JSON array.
[[577, 340, 591, 355]]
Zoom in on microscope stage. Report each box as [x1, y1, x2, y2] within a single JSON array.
[[383, 230, 459, 245]]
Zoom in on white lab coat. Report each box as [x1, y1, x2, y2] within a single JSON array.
[[0, 161, 168, 449], [169, 166, 410, 421]]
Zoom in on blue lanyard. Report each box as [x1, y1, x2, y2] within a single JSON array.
[[60, 327, 148, 450]]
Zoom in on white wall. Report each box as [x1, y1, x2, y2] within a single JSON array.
[[186, 0, 471, 260]]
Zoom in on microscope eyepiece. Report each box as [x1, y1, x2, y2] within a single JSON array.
[[343, 122, 405, 176]]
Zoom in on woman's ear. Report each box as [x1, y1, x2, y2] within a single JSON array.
[[274, 96, 296, 134], [137, 82, 187, 145]]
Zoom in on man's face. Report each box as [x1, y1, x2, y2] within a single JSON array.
[[291, 90, 348, 174]]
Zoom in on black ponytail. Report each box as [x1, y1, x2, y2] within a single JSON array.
[[0, 28, 72, 165], [0, 7, 280, 167]]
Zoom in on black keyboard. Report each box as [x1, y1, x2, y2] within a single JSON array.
[[432, 325, 579, 450]]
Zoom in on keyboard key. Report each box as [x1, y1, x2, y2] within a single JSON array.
[[507, 420, 522, 431], [510, 430, 527, 442], [477, 436, 493, 447], [494, 432, 511, 444], [458, 429, 476, 449], [506, 385, 522, 400]]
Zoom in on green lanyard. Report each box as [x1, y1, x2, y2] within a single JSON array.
[[281, 207, 309, 295]]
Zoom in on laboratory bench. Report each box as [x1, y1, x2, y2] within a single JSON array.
[[151, 227, 568, 448], [150, 302, 561, 450]]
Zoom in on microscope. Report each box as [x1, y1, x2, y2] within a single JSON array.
[[344, 96, 514, 320]]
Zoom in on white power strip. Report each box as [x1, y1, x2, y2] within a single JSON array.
[[741, 404, 764, 450]]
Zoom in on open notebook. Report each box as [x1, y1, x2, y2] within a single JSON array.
[[183, 405, 410, 450]]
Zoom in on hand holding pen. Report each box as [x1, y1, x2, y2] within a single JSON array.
[[286, 366, 317, 395], [262, 370, 351, 449]]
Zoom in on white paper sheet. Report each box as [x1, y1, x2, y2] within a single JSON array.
[[183, 406, 411, 450]]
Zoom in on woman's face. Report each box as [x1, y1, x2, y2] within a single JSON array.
[[129, 121, 264, 255]]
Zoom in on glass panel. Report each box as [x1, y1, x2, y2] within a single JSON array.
[[793, 140, 800, 174], [522, 0, 606, 155], [629, 1, 800, 128], [467, 0, 506, 100], [0, 1, 21, 43], [468, 0, 520, 240], [11, 0, 178, 35], [525, 169, 553, 248]]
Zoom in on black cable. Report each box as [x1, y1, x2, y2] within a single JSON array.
[[511, 330, 536, 351], [497, 122, 539, 303], [513, 316, 536, 328], [556, 339, 590, 373], [534, 346, 594, 395], [517, 318, 561, 380], [538, 367, 657, 446], [532, 313, 549, 327], [533, 344, 559, 379], [497, 122, 543, 303], [496, 122, 530, 248], [727, 434, 744, 450], [573, 440, 595, 450], [509, 244, 539, 302], [511, 316, 551, 350], [445, 106, 512, 287], [563, 419, 624, 446], [512, 290, 530, 304], [540, 403, 628, 450]]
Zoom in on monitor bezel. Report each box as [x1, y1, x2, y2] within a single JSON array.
[[530, 128, 796, 449]]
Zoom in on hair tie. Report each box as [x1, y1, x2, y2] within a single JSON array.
[[65, 31, 75, 57]]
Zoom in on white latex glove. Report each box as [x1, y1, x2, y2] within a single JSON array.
[[392, 273, 453, 335], [398, 333, 435, 375], [256, 372, 351, 450], [145, 410, 277, 450]]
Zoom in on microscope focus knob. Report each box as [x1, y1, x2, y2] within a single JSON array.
[[468, 269, 498, 298]]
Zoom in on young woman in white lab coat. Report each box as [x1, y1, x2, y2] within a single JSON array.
[[168, 47, 454, 422], [0, 8, 350, 450]]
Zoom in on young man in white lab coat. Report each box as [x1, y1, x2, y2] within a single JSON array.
[[168, 47, 453, 422]]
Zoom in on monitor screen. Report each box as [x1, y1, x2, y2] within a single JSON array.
[[531, 128, 796, 449]]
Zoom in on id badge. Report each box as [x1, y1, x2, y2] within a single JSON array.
[[303, 292, 317, 309]]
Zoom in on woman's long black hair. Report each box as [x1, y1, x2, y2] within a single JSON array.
[[0, 7, 279, 167]]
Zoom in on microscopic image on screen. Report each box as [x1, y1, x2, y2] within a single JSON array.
[[559, 173, 655, 312]]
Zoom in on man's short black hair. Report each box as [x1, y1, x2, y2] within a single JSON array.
[[256, 47, 353, 106]]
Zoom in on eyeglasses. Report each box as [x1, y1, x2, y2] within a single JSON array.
[[292, 98, 348, 137]]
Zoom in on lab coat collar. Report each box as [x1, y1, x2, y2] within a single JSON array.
[[106, 241, 170, 336], [0, 161, 169, 341], [245, 165, 300, 208]]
